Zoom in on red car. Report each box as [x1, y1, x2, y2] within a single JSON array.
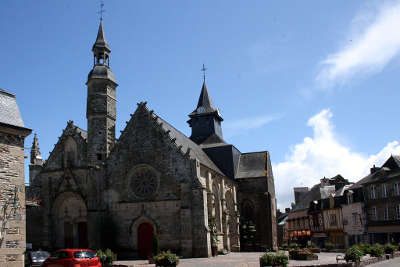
[[42, 249, 102, 267]]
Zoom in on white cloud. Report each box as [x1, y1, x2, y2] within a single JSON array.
[[316, 0, 400, 87], [224, 114, 281, 138], [274, 109, 400, 209]]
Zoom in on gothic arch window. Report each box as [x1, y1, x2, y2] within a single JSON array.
[[225, 191, 237, 236], [241, 200, 255, 224], [128, 165, 160, 199], [212, 183, 222, 232]]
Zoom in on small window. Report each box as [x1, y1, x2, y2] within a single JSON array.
[[396, 205, 400, 220], [382, 184, 387, 198], [384, 206, 389, 220], [352, 213, 358, 225], [395, 183, 400, 196], [370, 207, 377, 221], [370, 185, 376, 199], [330, 214, 337, 226]]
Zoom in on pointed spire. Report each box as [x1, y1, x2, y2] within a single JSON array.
[[30, 133, 43, 165], [93, 19, 111, 52], [196, 80, 216, 112]]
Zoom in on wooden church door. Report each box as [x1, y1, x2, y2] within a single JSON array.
[[64, 222, 73, 248], [78, 222, 88, 248], [138, 223, 154, 258]]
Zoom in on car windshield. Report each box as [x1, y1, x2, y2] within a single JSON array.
[[31, 251, 50, 258], [74, 251, 96, 259]]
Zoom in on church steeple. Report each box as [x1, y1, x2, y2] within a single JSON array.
[[92, 19, 111, 66], [188, 68, 224, 145], [30, 133, 43, 165], [86, 19, 118, 164]]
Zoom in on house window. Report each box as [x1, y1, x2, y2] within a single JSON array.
[[396, 205, 400, 220], [382, 184, 387, 198], [330, 214, 337, 226], [352, 213, 358, 225], [395, 183, 400, 196], [384, 206, 389, 221], [347, 194, 353, 204], [370, 207, 377, 221], [370, 185, 376, 199]]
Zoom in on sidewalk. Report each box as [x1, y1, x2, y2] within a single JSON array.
[[114, 252, 346, 267]]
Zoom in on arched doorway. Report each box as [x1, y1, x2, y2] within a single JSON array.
[[53, 192, 88, 248], [138, 223, 154, 258]]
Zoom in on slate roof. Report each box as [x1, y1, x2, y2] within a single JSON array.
[[155, 114, 224, 175], [351, 155, 400, 188], [0, 89, 25, 128], [93, 20, 111, 52], [189, 81, 222, 120], [236, 152, 269, 179]]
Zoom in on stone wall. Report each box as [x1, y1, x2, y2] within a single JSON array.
[[237, 177, 277, 250], [0, 131, 29, 267]]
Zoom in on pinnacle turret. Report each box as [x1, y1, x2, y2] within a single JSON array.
[[30, 133, 43, 165]]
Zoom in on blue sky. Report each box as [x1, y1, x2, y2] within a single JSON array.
[[3, 0, 400, 208]]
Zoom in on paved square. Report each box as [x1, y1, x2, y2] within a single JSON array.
[[115, 252, 346, 267]]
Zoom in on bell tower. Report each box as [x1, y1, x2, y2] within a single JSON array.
[[86, 19, 118, 164], [187, 66, 224, 145]]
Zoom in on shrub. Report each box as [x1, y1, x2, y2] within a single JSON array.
[[260, 252, 289, 267], [369, 244, 384, 258], [96, 250, 106, 264], [345, 246, 363, 263], [355, 243, 371, 255], [384, 244, 396, 254], [105, 248, 116, 263], [153, 250, 179, 266]]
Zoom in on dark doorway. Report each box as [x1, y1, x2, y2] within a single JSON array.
[[78, 222, 88, 248], [64, 222, 73, 248], [138, 223, 154, 258]]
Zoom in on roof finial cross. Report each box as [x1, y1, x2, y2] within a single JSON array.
[[98, 0, 106, 21], [201, 64, 207, 82]]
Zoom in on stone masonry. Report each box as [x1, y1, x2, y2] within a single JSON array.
[[0, 89, 31, 267]]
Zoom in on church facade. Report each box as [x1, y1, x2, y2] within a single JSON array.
[[27, 20, 277, 258]]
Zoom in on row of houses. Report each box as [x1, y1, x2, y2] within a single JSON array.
[[277, 155, 400, 249]]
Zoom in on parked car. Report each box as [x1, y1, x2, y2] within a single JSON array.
[[42, 249, 102, 267], [25, 250, 50, 267]]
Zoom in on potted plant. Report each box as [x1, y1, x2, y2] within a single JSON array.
[[369, 244, 385, 258], [209, 216, 219, 256], [384, 243, 396, 255], [96, 249, 115, 267], [153, 250, 179, 267], [260, 251, 289, 267], [345, 246, 363, 263]]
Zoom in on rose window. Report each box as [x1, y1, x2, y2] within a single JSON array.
[[131, 167, 158, 198]]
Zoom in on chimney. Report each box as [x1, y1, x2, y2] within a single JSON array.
[[370, 165, 379, 174]]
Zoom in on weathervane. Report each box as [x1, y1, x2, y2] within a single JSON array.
[[98, 0, 106, 21], [201, 64, 207, 82]]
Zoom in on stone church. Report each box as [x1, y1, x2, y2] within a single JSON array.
[[27, 20, 277, 258]]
